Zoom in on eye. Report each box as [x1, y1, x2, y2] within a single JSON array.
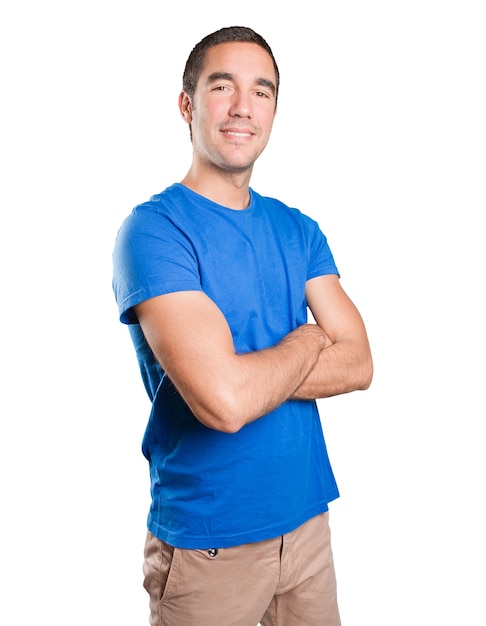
[[255, 91, 269, 98]]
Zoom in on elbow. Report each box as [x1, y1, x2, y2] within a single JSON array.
[[178, 366, 251, 433], [212, 389, 250, 433], [190, 390, 247, 434], [216, 417, 245, 434], [360, 355, 374, 390], [195, 409, 245, 434]]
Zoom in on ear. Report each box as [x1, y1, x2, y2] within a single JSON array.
[[179, 91, 193, 124]]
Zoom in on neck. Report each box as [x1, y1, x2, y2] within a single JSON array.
[[181, 164, 253, 210]]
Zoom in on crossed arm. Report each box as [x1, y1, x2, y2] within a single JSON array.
[[134, 274, 373, 433]]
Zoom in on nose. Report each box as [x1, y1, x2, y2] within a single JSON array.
[[228, 90, 252, 118]]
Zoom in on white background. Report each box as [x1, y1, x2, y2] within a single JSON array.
[[1, 1, 485, 624]]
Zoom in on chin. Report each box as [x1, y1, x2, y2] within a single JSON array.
[[220, 154, 258, 172]]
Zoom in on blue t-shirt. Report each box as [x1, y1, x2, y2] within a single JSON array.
[[112, 183, 340, 549]]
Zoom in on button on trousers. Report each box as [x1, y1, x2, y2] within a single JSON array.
[[143, 511, 341, 626]]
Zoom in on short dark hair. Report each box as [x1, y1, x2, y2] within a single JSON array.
[[182, 26, 280, 103]]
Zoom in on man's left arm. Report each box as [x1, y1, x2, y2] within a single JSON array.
[[291, 274, 373, 400]]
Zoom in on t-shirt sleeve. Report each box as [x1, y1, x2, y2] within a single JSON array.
[[112, 206, 203, 324], [305, 215, 340, 280]]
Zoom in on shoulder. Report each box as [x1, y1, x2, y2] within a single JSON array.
[[251, 188, 322, 232], [115, 184, 193, 241]]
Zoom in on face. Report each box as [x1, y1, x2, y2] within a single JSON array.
[[180, 42, 278, 175]]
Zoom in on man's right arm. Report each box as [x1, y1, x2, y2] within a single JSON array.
[[134, 290, 327, 433]]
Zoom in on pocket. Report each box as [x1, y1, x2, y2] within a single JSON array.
[[160, 546, 225, 606], [142, 533, 176, 604], [160, 548, 225, 612], [159, 543, 180, 603]]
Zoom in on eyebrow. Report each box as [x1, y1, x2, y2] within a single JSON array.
[[206, 72, 276, 95]]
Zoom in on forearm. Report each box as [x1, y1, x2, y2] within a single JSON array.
[[290, 337, 373, 400], [181, 323, 328, 432], [225, 323, 328, 428], [136, 292, 330, 433]]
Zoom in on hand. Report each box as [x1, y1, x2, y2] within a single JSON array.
[[285, 323, 333, 351]]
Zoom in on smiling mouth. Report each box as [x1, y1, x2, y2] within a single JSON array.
[[221, 129, 254, 138]]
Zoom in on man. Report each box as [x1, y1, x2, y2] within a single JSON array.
[[112, 25, 372, 626]]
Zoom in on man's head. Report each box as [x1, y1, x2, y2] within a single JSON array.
[[183, 26, 280, 104], [179, 27, 279, 177]]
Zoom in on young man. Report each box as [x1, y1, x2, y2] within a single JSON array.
[[113, 26, 373, 626]]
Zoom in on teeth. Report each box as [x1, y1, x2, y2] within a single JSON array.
[[225, 131, 250, 137]]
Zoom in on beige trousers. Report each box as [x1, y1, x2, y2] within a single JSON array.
[[143, 511, 341, 626]]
